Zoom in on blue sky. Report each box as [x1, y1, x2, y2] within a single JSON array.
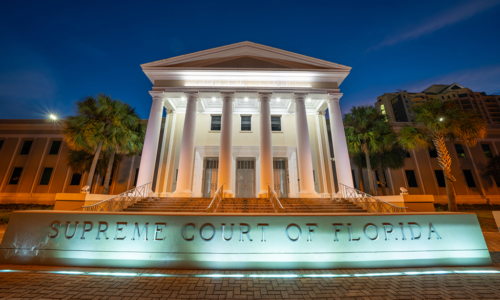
[[1, 0, 499, 119]]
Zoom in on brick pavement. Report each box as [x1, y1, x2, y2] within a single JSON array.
[[0, 232, 499, 299]]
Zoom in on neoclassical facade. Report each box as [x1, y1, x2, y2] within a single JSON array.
[[136, 42, 353, 198]]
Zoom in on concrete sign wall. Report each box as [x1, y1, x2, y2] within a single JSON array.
[[0, 211, 492, 269]]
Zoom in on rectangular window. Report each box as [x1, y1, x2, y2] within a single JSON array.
[[463, 170, 476, 187], [405, 151, 411, 158], [482, 144, 493, 159], [49, 141, 61, 155], [0, 140, 4, 151], [70, 173, 82, 185], [434, 170, 446, 187], [210, 116, 221, 131], [39, 168, 53, 185], [20, 140, 33, 155], [428, 148, 438, 158], [241, 116, 251, 131], [9, 167, 23, 185], [455, 144, 466, 158], [405, 170, 418, 188], [133, 168, 139, 186], [271, 116, 281, 131]]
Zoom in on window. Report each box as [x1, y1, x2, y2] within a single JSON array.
[[210, 116, 221, 131], [20, 140, 33, 155], [455, 144, 466, 158], [271, 116, 281, 131], [462, 170, 476, 187], [351, 170, 357, 189], [133, 168, 139, 186], [39, 168, 53, 185], [241, 116, 251, 131], [405, 170, 418, 188], [428, 148, 438, 158], [9, 167, 23, 185], [405, 151, 411, 158], [434, 170, 446, 187], [49, 141, 61, 155], [482, 144, 493, 159], [0, 140, 4, 151], [70, 173, 82, 185], [380, 104, 386, 115]]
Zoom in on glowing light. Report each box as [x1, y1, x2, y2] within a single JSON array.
[[454, 270, 500, 274], [196, 274, 245, 278], [54, 271, 85, 275], [140, 274, 183, 277], [181, 97, 186, 101], [354, 272, 402, 277], [249, 274, 298, 278], [244, 97, 248, 102], [303, 274, 351, 277], [88, 272, 137, 276], [276, 98, 281, 102], [405, 271, 451, 275], [439, 117, 444, 121], [307, 98, 311, 102], [212, 97, 216, 102], [49, 114, 57, 120]]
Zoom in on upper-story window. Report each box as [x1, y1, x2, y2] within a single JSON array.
[[241, 116, 251, 131], [455, 144, 466, 158], [271, 116, 281, 131], [20, 140, 33, 155], [482, 144, 493, 159], [210, 116, 221, 131], [49, 141, 61, 155]]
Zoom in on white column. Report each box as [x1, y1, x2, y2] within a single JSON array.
[[327, 94, 354, 189], [294, 93, 320, 198], [137, 92, 165, 190], [315, 113, 330, 198], [217, 92, 234, 197], [258, 93, 274, 198], [172, 92, 198, 197]]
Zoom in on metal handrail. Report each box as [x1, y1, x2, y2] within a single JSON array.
[[338, 183, 407, 213], [82, 182, 152, 212], [268, 184, 285, 213], [206, 184, 224, 213]]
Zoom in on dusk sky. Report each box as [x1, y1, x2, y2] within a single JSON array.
[[1, 0, 499, 119]]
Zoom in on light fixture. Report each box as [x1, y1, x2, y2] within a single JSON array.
[[439, 117, 444, 121], [277, 98, 281, 102], [244, 97, 248, 102], [181, 97, 186, 101], [212, 97, 216, 102], [307, 98, 311, 102], [49, 114, 57, 120]]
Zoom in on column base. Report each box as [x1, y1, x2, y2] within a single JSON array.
[[171, 190, 194, 198], [298, 190, 321, 198]]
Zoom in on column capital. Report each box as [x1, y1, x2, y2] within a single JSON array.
[[184, 91, 199, 100], [149, 91, 165, 101], [258, 92, 273, 102], [220, 92, 235, 101], [327, 93, 343, 101], [293, 93, 309, 101]]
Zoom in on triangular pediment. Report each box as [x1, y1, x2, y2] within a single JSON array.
[[141, 41, 350, 71]]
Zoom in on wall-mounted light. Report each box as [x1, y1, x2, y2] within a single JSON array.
[[307, 98, 311, 102], [277, 98, 281, 102], [212, 97, 216, 102], [244, 97, 248, 102], [181, 97, 186, 101]]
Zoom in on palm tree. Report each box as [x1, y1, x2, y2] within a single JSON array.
[[344, 106, 391, 195], [485, 155, 500, 185], [99, 101, 145, 194], [398, 99, 486, 212]]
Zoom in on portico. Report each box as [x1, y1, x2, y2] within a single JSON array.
[[136, 42, 354, 198]]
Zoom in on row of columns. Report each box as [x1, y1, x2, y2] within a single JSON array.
[[137, 91, 353, 198]]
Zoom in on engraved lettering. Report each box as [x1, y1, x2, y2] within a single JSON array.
[[364, 224, 379, 241], [155, 223, 166, 241], [399, 223, 407, 240], [200, 223, 215, 242], [80, 221, 93, 240], [333, 223, 343, 242], [408, 222, 421, 240], [96, 222, 109, 240], [182, 223, 195, 241], [48, 221, 61, 239], [240, 224, 252, 242], [348, 223, 360, 242], [222, 223, 234, 241], [114, 222, 127, 240], [428, 223, 442, 240], [132, 222, 149, 241], [383, 223, 397, 241], [64, 221, 78, 239], [307, 224, 317, 242], [258, 224, 269, 242], [286, 224, 301, 242]]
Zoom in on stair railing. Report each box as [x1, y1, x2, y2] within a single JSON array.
[[268, 184, 285, 213], [206, 184, 224, 213], [339, 183, 407, 213], [82, 182, 152, 212]]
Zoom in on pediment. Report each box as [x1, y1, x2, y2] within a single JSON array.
[[142, 41, 350, 71]]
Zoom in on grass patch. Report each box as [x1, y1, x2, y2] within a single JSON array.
[[0, 204, 54, 225]]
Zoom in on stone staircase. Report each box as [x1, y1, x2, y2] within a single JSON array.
[[123, 197, 367, 213]]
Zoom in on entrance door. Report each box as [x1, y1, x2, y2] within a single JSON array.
[[273, 159, 288, 198], [235, 159, 255, 198], [202, 159, 219, 198]]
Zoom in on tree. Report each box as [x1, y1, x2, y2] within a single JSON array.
[[398, 99, 486, 212], [63, 94, 143, 193], [484, 155, 500, 186], [344, 106, 391, 195]]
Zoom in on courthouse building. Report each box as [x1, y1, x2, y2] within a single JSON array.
[[0, 42, 353, 204]]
